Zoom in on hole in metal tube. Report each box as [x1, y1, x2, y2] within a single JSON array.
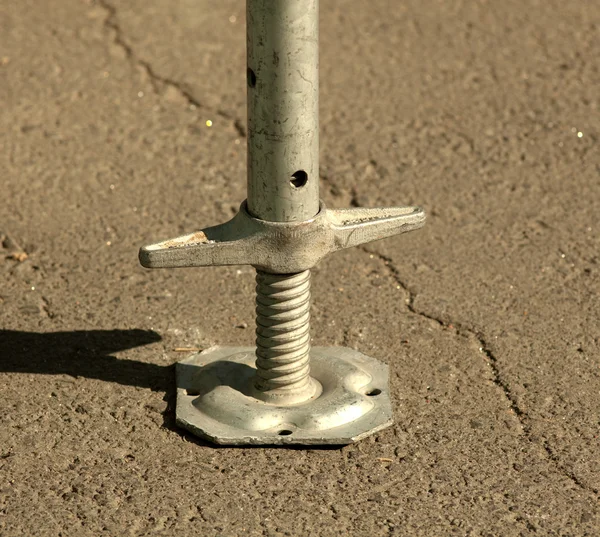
[[290, 170, 308, 188], [366, 388, 382, 396], [247, 68, 256, 88], [278, 430, 293, 436]]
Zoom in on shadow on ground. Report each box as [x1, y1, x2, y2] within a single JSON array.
[[0, 328, 189, 437], [0, 329, 340, 450], [0, 329, 167, 389]]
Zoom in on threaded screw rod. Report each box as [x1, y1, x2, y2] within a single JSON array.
[[253, 270, 320, 404]]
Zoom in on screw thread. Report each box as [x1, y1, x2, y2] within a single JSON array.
[[254, 270, 312, 396]]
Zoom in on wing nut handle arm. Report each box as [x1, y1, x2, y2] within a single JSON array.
[[139, 201, 425, 274]]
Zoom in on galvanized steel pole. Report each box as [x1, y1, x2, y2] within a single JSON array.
[[139, 0, 426, 445], [247, 0, 320, 222]]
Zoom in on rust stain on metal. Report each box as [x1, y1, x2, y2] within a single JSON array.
[[163, 231, 210, 249]]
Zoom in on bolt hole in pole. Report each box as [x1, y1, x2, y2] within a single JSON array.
[[290, 170, 308, 189], [278, 430, 293, 436], [247, 68, 257, 88], [366, 388, 382, 396]]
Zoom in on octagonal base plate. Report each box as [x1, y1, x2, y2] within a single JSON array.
[[176, 346, 393, 446]]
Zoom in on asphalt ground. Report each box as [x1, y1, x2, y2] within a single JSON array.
[[1, 0, 599, 535]]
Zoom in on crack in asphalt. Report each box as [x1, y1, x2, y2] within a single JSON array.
[[360, 245, 597, 496], [543, 440, 599, 495], [97, 0, 246, 138]]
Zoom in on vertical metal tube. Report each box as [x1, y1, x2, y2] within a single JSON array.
[[247, 0, 319, 223]]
